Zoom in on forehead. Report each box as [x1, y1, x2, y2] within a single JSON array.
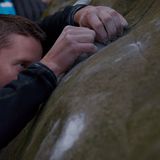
[[1, 34, 43, 62]]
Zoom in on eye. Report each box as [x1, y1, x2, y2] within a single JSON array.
[[16, 63, 28, 71], [14, 61, 31, 72], [19, 63, 27, 68]]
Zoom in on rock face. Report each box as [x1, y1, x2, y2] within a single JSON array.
[[1, 0, 160, 159]]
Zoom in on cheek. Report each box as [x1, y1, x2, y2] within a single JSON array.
[[0, 65, 20, 87]]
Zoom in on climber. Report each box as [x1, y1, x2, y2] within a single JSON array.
[[0, 4, 128, 149]]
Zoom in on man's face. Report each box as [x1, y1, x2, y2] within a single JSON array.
[[0, 34, 43, 87]]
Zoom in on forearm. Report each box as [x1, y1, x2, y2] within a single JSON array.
[[0, 63, 57, 149]]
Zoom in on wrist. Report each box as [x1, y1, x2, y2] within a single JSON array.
[[67, 4, 88, 26], [40, 60, 62, 77]]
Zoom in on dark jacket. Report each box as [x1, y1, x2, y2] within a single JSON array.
[[0, 4, 86, 149]]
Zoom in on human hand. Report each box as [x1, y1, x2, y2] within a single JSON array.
[[74, 5, 128, 44], [41, 26, 97, 76]]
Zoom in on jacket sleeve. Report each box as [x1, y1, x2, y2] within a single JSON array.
[[0, 63, 57, 149], [38, 6, 73, 52]]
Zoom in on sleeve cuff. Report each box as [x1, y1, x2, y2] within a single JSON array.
[[67, 4, 87, 26], [28, 62, 57, 90]]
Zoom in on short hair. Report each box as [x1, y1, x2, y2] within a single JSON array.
[[0, 14, 46, 50]]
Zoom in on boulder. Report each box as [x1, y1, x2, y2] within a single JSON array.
[[0, 0, 160, 160]]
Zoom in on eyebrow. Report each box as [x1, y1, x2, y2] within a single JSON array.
[[14, 59, 34, 66]]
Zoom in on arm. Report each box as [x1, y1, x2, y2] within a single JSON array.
[[74, 5, 128, 43], [0, 63, 57, 149], [0, 13, 96, 149], [0, 5, 128, 149], [39, 5, 128, 48], [38, 5, 87, 52]]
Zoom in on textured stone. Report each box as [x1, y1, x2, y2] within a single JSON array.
[[0, 0, 160, 160]]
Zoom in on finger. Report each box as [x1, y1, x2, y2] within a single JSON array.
[[99, 10, 117, 40], [62, 28, 96, 44], [104, 7, 128, 28], [71, 33, 96, 43], [107, 10, 128, 35], [96, 7, 128, 35], [117, 13, 128, 28], [76, 43, 97, 55], [63, 25, 94, 33], [108, 10, 124, 36], [63, 26, 96, 37], [85, 13, 108, 43], [100, 7, 126, 38], [64, 28, 96, 36], [112, 13, 123, 36]]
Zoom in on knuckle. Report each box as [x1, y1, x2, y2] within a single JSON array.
[[63, 33, 73, 44], [94, 21, 103, 30], [63, 25, 73, 32], [86, 8, 97, 18], [110, 10, 118, 17], [65, 29, 72, 35], [86, 6, 97, 14], [104, 14, 112, 22], [64, 25, 70, 31], [110, 11, 124, 25], [86, 12, 93, 20]]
